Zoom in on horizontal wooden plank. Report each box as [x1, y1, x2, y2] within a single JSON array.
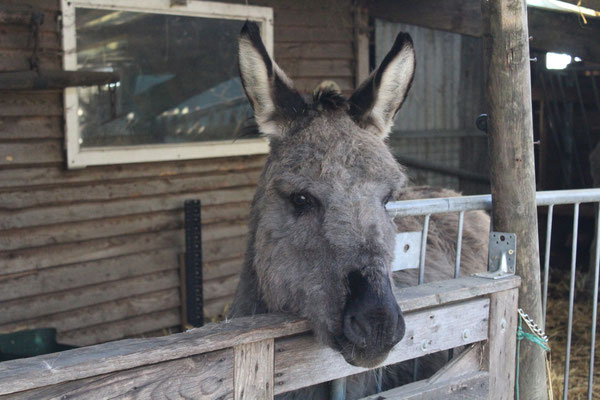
[[274, 8, 352, 28], [0, 116, 62, 139], [0, 209, 248, 250], [59, 308, 182, 347], [274, 298, 489, 394], [2, 0, 59, 11], [362, 371, 489, 400], [0, 168, 262, 209], [7, 349, 234, 400], [204, 295, 234, 321], [278, 59, 353, 78], [0, 154, 266, 189], [204, 256, 244, 281], [0, 91, 62, 117], [0, 288, 180, 335], [0, 226, 246, 274], [275, 42, 353, 60], [0, 49, 61, 71], [0, 248, 177, 302], [276, 26, 352, 43], [204, 273, 240, 301], [0, 269, 180, 324], [0, 276, 519, 396], [0, 29, 60, 51], [0, 7, 60, 32], [0, 140, 62, 165], [0, 186, 256, 229]]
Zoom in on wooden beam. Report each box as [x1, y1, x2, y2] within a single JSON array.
[[234, 339, 274, 399], [368, 0, 600, 63], [486, 289, 519, 400], [0, 275, 520, 396], [482, 0, 548, 398], [0, 70, 119, 90]]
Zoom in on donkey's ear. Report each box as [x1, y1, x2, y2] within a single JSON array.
[[348, 32, 415, 138], [239, 21, 307, 137]]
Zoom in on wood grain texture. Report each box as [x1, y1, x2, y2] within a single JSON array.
[[361, 371, 489, 400], [0, 288, 180, 337], [274, 298, 489, 395], [234, 339, 274, 400], [0, 187, 256, 229], [486, 289, 519, 400], [5, 349, 233, 400], [368, 0, 600, 63], [0, 276, 516, 396], [483, 0, 548, 398]]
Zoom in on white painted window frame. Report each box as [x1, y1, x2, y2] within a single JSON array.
[[61, 0, 273, 169]]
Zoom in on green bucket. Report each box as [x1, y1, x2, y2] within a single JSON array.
[[0, 328, 76, 361]]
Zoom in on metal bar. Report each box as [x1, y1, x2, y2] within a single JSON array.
[[588, 204, 600, 400], [418, 214, 430, 285], [564, 202, 580, 400], [386, 188, 600, 217], [542, 204, 554, 327], [454, 211, 465, 279], [330, 377, 346, 400]]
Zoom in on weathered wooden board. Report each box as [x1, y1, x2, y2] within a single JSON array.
[[0, 187, 256, 229], [0, 155, 266, 188], [0, 269, 180, 324], [361, 371, 489, 400], [4, 349, 233, 400], [0, 91, 62, 117], [486, 289, 519, 400], [278, 59, 353, 78], [276, 26, 352, 43], [274, 298, 489, 395], [275, 42, 353, 60], [0, 287, 180, 334], [0, 212, 247, 251], [0, 248, 176, 301], [0, 229, 246, 274], [0, 140, 63, 165], [0, 116, 62, 139], [60, 308, 182, 347], [0, 169, 262, 209], [0, 276, 516, 395], [234, 339, 274, 399]]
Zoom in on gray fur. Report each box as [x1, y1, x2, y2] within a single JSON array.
[[231, 22, 489, 399]]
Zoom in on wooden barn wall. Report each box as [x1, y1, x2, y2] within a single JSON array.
[[0, 0, 355, 346], [375, 19, 489, 195]]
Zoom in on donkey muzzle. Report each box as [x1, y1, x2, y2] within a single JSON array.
[[340, 270, 405, 366]]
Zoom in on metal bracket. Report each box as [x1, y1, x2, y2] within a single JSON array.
[[392, 231, 422, 271], [475, 232, 517, 279]]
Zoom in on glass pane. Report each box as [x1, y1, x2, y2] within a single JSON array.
[[74, 8, 256, 148]]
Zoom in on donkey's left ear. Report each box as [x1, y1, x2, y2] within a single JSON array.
[[238, 21, 306, 137], [348, 32, 415, 138]]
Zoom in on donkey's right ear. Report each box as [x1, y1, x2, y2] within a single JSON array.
[[239, 21, 307, 137]]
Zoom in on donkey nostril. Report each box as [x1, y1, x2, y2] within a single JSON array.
[[344, 314, 370, 348]]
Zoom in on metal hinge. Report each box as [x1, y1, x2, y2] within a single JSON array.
[[475, 232, 517, 279]]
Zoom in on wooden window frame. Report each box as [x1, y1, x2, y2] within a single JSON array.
[[61, 0, 273, 169]]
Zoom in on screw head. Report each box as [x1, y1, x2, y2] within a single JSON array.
[[462, 329, 470, 340], [500, 318, 507, 330]]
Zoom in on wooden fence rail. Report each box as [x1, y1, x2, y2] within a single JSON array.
[[0, 275, 520, 399]]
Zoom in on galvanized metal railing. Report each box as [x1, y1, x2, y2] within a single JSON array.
[[386, 187, 600, 399]]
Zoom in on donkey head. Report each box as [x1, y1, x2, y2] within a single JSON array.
[[238, 22, 415, 367]]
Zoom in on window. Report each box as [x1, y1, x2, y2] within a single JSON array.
[[62, 0, 273, 168]]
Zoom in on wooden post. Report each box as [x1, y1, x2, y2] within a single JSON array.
[[487, 288, 519, 400], [234, 339, 274, 400], [481, 0, 548, 398]]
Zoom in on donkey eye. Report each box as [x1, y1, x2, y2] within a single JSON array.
[[290, 192, 314, 213]]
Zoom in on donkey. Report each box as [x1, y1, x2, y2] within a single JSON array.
[[230, 22, 489, 398]]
